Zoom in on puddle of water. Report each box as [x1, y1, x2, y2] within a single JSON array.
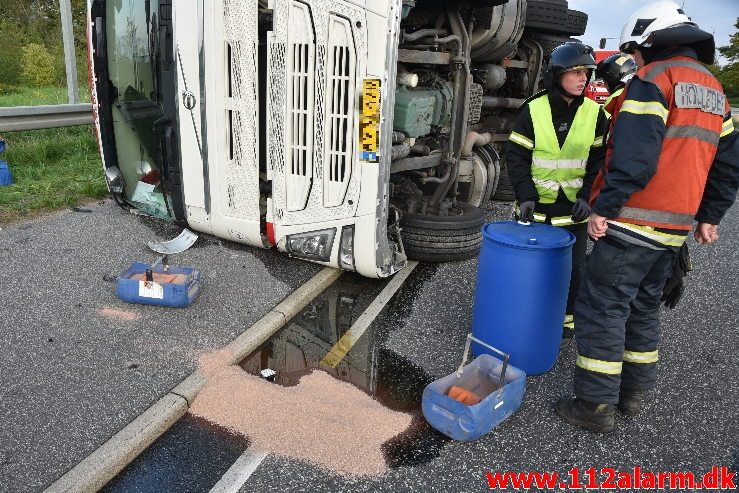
[[236, 265, 451, 470], [104, 264, 448, 488]]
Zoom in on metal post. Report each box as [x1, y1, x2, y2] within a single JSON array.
[[59, 0, 79, 104]]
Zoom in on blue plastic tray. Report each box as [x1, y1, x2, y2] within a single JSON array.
[[422, 335, 526, 441], [116, 262, 201, 307]]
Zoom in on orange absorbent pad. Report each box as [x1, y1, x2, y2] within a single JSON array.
[[447, 385, 482, 406], [130, 273, 188, 284]]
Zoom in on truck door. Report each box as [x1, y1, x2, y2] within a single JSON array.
[[176, 0, 265, 247]]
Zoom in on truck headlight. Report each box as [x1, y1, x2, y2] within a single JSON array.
[[338, 225, 355, 271], [286, 229, 336, 262]]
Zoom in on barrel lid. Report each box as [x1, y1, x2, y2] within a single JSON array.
[[482, 221, 575, 250]]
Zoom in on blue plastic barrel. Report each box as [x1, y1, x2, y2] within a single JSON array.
[[471, 221, 575, 375]]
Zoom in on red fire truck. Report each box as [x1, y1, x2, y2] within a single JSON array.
[[585, 49, 619, 104]]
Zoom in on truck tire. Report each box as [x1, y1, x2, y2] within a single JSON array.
[[564, 9, 588, 36], [400, 202, 485, 261], [529, 32, 574, 56], [492, 162, 516, 201], [525, 0, 568, 33]]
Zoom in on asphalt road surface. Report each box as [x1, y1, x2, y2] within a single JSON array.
[[1, 198, 738, 492]]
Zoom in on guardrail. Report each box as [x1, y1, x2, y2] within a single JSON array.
[[0, 104, 93, 132]]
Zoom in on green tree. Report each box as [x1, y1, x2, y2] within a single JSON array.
[[21, 43, 57, 87], [0, 0, 90, 88], [717, 18, 739, 97], [0, 20, 26, 85]]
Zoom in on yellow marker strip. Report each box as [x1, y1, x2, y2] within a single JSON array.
[[360, 79, 381, 156], [320, 261, 418, 368]]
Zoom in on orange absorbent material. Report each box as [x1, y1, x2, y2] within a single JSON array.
[[447, 385, 482, 406]]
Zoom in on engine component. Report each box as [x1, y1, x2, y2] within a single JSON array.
[[482, 96, 527, 109], [475, 63, 507, 90], [397, 70, 419, 88], [393, 84, 453, 138], [391, 142, 412, 161], [392, 131, 407, 144], [468, 83, 484, 125]]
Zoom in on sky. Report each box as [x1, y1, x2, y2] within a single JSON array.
[[568, 0, 738, 64]]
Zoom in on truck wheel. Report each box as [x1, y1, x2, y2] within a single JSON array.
[[564, 9, 588, 36], [492, 162, 516, 201], [457, 154, 488, 208], [400, 202, 485, 261], [528, 32, 574, 56], [525, 0, 568, 33], [477, 144, 500, 201]]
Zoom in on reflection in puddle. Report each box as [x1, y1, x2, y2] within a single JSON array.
[[238, 266, 451, 469]]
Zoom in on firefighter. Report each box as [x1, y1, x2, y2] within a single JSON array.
[[555, 0, 739, 433], [506, 42, 607, 342], [594, 53, 637, 117]]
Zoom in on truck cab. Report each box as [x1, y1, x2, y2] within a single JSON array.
[[87, 0, 588, 277]]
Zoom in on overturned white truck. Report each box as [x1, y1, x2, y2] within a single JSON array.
[[87, 0, 588, 277]]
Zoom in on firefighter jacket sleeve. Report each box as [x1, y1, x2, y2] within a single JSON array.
[[591, 78, 667, 218], [694, 114, 739, 224], [578, 108, 608, 202], [505, 104, 539, 203]]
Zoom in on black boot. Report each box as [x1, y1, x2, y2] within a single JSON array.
[[560, 328, 574, 350], [554, 398, 615, 433], [617, 389, 645, 416]]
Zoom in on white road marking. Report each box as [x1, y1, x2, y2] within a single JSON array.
[[208, 450, 268, 493], [210, 260, 419, 491], [320, 260, 419, 368]]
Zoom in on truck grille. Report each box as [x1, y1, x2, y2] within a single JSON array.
[[323, 15, 356, 207], [269, 0, 366, 225], [286, 1, 315, 212]]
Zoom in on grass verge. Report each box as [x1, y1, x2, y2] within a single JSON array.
[[0, 126, 107, 224], [0, 86, 90, 106]]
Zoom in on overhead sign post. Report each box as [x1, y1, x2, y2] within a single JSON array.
[[59, 0, 80, 104]]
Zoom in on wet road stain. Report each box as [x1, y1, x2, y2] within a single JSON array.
[[102, 415, 248, 493], [104, 265, 451, 488], [95, 307, 141, 321], [238, 265, 451, 470]]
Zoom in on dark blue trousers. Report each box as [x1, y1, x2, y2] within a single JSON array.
[[573, 235, 674, 404]]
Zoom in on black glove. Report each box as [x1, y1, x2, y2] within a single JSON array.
[[518, 201, 535, 222], [571, 198, 591, 223], [661, 243, 692, 309]]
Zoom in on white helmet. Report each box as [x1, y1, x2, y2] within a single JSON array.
[[619, 1, 696, 54]]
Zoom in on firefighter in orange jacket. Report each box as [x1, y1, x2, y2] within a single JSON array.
[[555, 0, 739, 433]]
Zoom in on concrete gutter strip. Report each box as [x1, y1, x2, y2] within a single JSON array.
[[170, 368, 208, 406], [45, 394, 188, 493], [44, 267, 342, 493], [227, 267, 343, 364]]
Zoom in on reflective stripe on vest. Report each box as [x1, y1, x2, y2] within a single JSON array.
[[619, 206, 694, 226], [603, 87, 624, 117], [665, 125, 720, 146], [721, 117, 735, 137], [607, 220, 688, 247], [640, 59, 713, 82], [530, 95, 600, 204]]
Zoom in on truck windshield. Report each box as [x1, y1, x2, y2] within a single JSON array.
[[105, 0, 165, 199]]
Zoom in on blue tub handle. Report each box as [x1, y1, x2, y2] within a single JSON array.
[[457, 334, 510, 389]]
